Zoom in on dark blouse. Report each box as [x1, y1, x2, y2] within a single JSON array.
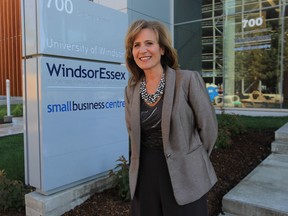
[[140, 97, 163, 150]]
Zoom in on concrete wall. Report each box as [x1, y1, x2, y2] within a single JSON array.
[[127, 0, 173, 30], [174, 0, 202, 71]]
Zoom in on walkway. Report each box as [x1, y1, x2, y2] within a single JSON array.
[[0, 117, 24, 137], [0, 96, 23, 137]]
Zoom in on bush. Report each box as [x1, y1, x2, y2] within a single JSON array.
[[12, 104, 23, 117], [0, 104, 23, 122], [0, 109, 6, 121], [216, 127, 232, 149], [109, 156, 130, 201], [215, 112, 246, 149], [0, 169, 27, 211]]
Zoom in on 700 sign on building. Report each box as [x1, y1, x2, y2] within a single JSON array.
[[242, 17, 263, 28]]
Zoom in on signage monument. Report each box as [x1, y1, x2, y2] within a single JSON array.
[[22, 0, 128, 194]]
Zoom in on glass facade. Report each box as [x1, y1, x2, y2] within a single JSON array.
[[175, 0, 288, 109]]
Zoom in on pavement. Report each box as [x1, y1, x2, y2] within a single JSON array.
[[0, 96, 24, 137], [0, 117, 24, 137]]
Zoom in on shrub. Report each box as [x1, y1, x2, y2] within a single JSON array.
[[12, 104, 23, 117], [109, 156, 130, 201], [0, 104, 23, 122], [215, 112, 246, 149], [0, 169, 27, 211], [0, 109, 6, 122], [216, 127, 232, 149]]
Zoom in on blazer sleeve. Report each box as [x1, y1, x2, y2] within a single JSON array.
[[188, 71, 218, 156]]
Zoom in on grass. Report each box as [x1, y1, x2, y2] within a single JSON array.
[[0, 134, 24, 181], [239, 116, 288, 130]]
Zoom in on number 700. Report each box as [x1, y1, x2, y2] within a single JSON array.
[[242, 17, 263, 28], [47, 0, 73, 14]]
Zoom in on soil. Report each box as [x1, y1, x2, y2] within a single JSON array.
[[1, 129, 273, 216]]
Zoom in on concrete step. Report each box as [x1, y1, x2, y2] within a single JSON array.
[[222, 154, 288, 216], [275, 122, 288, 143], [272, 122, 288, 155], [272, 140, 288, 154], [218, 213, 235, 216]]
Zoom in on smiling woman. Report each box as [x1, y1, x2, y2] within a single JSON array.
[[124, 19, 218, 216], [132, 28, 164, 77]]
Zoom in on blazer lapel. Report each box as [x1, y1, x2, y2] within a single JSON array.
[[162, 67, 175, 150], [130, 81, 141, 156]]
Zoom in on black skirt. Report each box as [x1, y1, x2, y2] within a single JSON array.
[[130, 146, 208, 216]]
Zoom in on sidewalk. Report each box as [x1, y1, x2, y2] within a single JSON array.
[[0, 117, 24, 137], [0, 96, 24, 137]]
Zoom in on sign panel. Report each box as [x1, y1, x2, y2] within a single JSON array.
[[28, 56, 128, 193], [24, 0, 127, 63], [22, 0, 129, 194]]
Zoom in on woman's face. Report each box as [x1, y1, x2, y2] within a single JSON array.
[[132, 28, 164, 73]]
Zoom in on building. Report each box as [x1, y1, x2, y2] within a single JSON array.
[[1, 0, 287, 110], [0, 0, 22, 96]]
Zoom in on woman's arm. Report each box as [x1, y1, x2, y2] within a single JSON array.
[[188, 71, 218, 156]]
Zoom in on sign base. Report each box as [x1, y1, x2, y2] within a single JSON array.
[[4, 115, 13, 123], [25, 175, 113, 216]]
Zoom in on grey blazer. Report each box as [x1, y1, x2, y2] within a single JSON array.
[[124, 66, 218, 205]]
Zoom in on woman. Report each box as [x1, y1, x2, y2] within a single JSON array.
[[124, 19, 218, 216]]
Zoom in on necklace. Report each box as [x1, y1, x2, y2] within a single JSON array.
[[140, 73, 165, 104]]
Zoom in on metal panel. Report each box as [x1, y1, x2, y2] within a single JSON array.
[[0, 0, 22, 96], [128, 0, 172, 24], [22, 0, 38, 56], [23, 0, 127, 63], [24, 57, 41, 188], [37, 57, 128, 193]]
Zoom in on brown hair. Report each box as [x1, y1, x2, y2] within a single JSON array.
[[125, 19, 178, 85]]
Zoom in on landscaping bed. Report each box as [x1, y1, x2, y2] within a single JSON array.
[[64, 129, 273, 216], [0, 129, 273, 216]]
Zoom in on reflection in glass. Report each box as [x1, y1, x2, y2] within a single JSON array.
[[199, 0, 287, 109]]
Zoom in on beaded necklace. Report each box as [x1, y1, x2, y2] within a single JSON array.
[[140, 73, 165, 104]]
